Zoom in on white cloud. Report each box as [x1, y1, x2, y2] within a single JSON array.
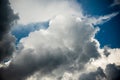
[[1, 1, 119, 80], [1, 14, 101, 80], [86, 12, 119, 25], [10, 0, 82, 24], [21, 14, 120, 79], [1, 13, 119, 80], [79, 48, 120, 80], [87, 48, 120, 70]]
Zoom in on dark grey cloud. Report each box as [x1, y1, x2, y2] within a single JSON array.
[[79, 67, 106, 80], [0, 34, 16, 62], [105, 64, 120, 80], [79, 64, 120, 80], [0, 41, 101, 80], [103, 47, 110, 57], [0, 0, 18, 61], [0, 48, 68, 80]]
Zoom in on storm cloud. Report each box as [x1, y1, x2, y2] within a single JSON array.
[[0, 0, 18, 61]]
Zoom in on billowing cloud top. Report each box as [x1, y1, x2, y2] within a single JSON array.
[[9, 0, 82, 24], [0, 0, 120, 80]]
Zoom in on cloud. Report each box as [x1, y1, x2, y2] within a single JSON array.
[[9, 0, 82, 24], [0, 34, 16, 62], [79, 63, 120, 80], [0, 0, 120, 80], [0, 0, 18, 62], [87, 48, 120, 70], [0, 14, 102, 80], [79, 48, 120, 80], [81, 48, 120, 80], [79, 67, 106, 80], [86, 12, 119, 25], [11, 21, 49, 43], [0, 12, 119, 80], [111, 0, 120, 7], [105, 63, 120, 80]]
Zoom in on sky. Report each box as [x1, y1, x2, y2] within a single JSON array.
[[0, 0, 120, 80]]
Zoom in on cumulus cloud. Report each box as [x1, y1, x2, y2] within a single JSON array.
[[0, 0, 120, 80], [1, 11, 120, 80], [79, 67, 106, 80], [0, 14, 101, 80], [9, 0, 82, 24], [88, 48, 120, 70], [79, 63, 120, 80], [81, 48, 120, 80]]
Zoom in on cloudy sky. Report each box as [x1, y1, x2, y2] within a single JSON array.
[[0, 0, 120, 80]]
